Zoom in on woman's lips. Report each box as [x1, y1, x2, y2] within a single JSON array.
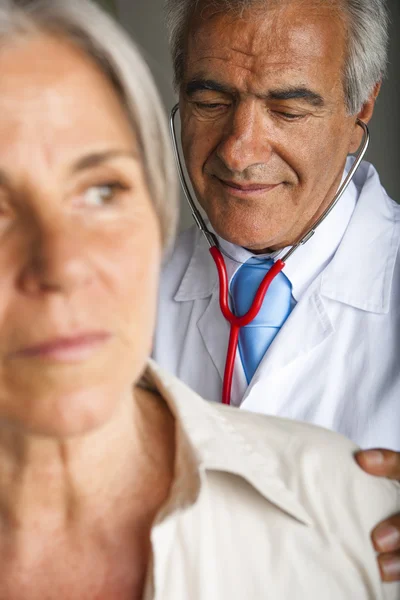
[[217, 178, 280, 198], [11, 332, 112, 362]]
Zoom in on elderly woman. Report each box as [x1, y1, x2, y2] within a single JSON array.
[[0, 1, 398, 599]]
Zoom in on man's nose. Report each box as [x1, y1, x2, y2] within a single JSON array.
[[19, 218, 93, 296], [215, 102, 273, 174]]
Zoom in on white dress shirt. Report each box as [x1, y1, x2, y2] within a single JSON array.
[[142, 360, 400, 600], [154, 159, 400, 449]]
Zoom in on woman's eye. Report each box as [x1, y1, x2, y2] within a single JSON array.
[[83, 183, 123, 207]]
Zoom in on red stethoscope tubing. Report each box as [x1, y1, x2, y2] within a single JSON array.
[[209, 246, 285, 405]]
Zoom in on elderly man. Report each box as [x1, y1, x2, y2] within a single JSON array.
[[154, 0, 400, 582]]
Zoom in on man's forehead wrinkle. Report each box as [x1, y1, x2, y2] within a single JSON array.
[[230, 45, 258, 60], [188, 55, 277, 74], [189, 13, 338, 66]]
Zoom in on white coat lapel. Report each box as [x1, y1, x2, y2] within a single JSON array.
[[197, 288, 230, 383], [174, 227, 229, 384]]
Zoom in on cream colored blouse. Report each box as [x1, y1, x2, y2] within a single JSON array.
[[142, 361, 400, 600]]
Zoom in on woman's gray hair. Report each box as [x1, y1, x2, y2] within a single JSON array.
[[0, 0, 178, 252], [165, 0, 389, 115]]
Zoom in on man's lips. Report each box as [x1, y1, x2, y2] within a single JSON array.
[[216, 177, 280, 197], [10, 332, 112, 362]]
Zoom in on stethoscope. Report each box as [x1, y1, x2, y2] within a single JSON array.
[[170, 103, 370, 406]]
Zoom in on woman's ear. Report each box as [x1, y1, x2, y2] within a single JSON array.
[[348, 82, 381, 153]]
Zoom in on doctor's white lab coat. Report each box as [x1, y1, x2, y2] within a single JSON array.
[[154, 161, 400, 450]]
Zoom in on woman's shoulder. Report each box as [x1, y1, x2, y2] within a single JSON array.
[[148, 360, 400, 518]]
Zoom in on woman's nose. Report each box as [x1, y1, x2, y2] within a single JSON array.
[[215, 102, 273, 174], [19, 220, 93, 296]]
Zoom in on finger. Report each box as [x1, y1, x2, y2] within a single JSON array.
[[372, 514, 400, 553], [377, 551, 400, 582], [355, 449, 400, 479]]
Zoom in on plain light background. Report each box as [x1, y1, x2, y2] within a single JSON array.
[[115, 0, 400, 230]]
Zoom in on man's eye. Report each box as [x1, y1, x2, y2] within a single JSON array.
[[193, 102, 228, 111], [83, 183, 125, 207], [275, 111, 305, 121]]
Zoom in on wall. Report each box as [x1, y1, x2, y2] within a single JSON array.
[[115, 0, 400, 230], [96, 0, 116, 13]]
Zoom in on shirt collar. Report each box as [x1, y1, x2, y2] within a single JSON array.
[[282, 169, 358, 301], [144, 359, 313, 526]]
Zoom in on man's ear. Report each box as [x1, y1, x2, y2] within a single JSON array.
[[348, 81, 381, 153]]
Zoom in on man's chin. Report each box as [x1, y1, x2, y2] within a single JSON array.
[[208, 220, 283, 254]]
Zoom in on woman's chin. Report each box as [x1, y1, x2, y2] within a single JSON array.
[[0, 382, 130, 440], [0, 346, 145, 438]]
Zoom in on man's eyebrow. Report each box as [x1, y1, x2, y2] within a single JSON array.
[[185, 79, 235, 96], [71, 149, 138, 173], [266, 87, 325, 107], [185, 79, 325, 107]]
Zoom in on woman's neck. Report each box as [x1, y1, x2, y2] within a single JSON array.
[[0, 386, 175, 537], [0, 386, 175, 599]]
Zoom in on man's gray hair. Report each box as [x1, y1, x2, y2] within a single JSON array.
[[165, 0, 389, 115], [0, 0, 178, 251]]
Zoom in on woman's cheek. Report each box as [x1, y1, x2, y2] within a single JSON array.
[[112, 221, 161, 329]]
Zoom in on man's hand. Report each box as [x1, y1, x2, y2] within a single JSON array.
[[355, 449, 400, 582]]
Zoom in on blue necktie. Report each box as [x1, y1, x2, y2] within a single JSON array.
[[230, 258, 292, 383]]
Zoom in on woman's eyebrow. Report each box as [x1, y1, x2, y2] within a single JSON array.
[[71, 149, 139, 174], [0, 151, 138, 186]]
